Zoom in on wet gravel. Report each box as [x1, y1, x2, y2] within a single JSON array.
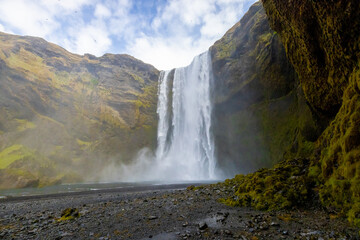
[[0, 184, 359, 239]]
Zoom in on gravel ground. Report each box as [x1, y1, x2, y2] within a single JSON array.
[[0, 184, 359, 240]]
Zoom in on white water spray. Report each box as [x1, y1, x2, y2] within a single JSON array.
[[109, 51, 217, 181], [154, 51, 216, 180]]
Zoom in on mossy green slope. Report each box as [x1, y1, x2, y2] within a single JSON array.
[[0, 32, 159, 189], [219, 0, 360, 228], [261, 0, 360, 227]]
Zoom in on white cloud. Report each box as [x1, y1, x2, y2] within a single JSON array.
[[0, 0, 257, 69], [0, 0, 58, 37], [128, 35, 201, 70], [157, 0, 215, 27], [95, 4, 112, 19], [128, 0, 253, 70], [67, 25, 112, 56], [40, 0, 94, 12]]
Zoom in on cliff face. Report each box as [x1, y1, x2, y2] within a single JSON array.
[[262, 0, 360, 226], [218, 0, 360, 227], [0, 32, 159, 188], [263, 0, 359, 118], [210, 2, 318, 175]]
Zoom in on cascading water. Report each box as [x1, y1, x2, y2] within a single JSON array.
[[154, 51, 216, 180], [111, 50, 217, 182]]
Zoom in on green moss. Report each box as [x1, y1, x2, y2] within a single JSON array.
[[219, 158, 313, 211], [133, 82, 158, 128], [76, 139, 92, 150], [258, 32, 273, 43], [128, 72, 145, 86], [0, 168, 39, 189], [311, 67, 360, 226], [261, 0, 360, 227], [215, 38, 236, 60], [348, 202, 360, 227], [90, 77, 99, 86], [3, 168, 37, 180], [58, 208, 80, 222], [187, 185, 204, 191], [15, 118, 36, 132], [218, 197, 240, 207], [0, 144, 35, 169], [6, 48, 47, 81]]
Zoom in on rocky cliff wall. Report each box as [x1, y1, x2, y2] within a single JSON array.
[[210, 2, 318, 176], [218, 0, 360, 227], [262, 0, 360, 226]]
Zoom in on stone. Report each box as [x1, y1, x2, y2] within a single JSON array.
[[198, 222, 208, 230], [270, 222, 280, 227], [260, 222, 269, 230], [148, 216, 158, 220]]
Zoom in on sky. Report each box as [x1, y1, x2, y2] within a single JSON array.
[[0, 0, 257, 70]]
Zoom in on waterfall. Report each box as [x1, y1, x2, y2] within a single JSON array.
[[155, 51, 216, 180], [111, 50, 217, 182]]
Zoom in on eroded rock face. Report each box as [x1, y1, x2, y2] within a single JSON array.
[[261, 0, 360, 226], [212, 0, 360, 226], [0, 32, 159, 188], [210, 2, 317, 175], [262, 0, 360, 117]]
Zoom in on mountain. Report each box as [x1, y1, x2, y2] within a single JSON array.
[[0, 32, 159, 188], [0, 2, 302, 188]]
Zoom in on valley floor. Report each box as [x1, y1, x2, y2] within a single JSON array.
[[0, 184, 358, 240]]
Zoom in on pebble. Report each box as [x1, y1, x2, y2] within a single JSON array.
[[28, 228, 38, 235], [1, 185, 358, 239], [270, 221, 280, 227], [198, 221, 208, 230], [60, 232, 72, 237], [260, 222, 269, 230]]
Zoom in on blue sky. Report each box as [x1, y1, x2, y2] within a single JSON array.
[[0, 0, 257, 70]]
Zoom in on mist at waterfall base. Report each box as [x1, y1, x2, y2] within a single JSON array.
[[100, 51, 224, 182]]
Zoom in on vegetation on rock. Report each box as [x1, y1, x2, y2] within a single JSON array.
[[0, 32, 159, 189], [58, 208, 80, 221], [261, 0, 360, 227], [219, 158, 314, 210], [219, 0, 360, 228]]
